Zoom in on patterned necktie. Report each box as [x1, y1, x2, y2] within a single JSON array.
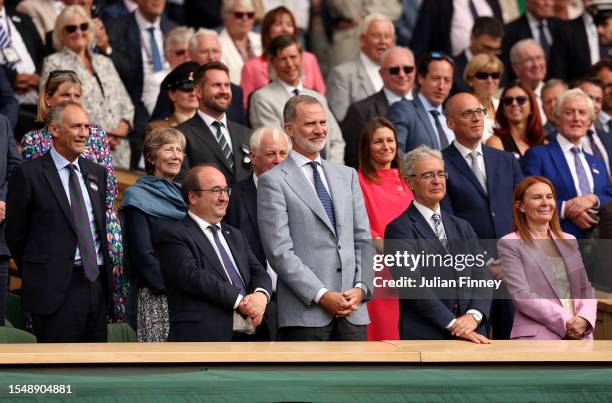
[[147, 26, 163, 72], [292, 88, 300, 97], [211, 120, 234, 169], [429, 110, 449, 149], [468, 151, 487, 195], [538, 21, 551, 60], [0, 21, 10, 49], [308, 161, 336, 229], [68, 164, 99, 282], [431, 213, 449, 250], [570, 147, 592, 196], [209, 225, 246, 296], [587, 130, 604, 161]]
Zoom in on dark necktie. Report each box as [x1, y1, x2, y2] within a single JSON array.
[[607, 120, 612, 133], [599, 38, 610, 61], [429, 110, 449, 149], [212, 121, 234, 169], [587, 129, 604, 161], [292, 88, 300, 96], [308, 161, 335, 229], [208, 225, 246, 296], [570, 147, 592, 195], [68, 164, 99, 282], [432, 213, 449, 250], [538, 21, 551, 60], [468, 0, 479, 19], [147, 26, 163, 72]]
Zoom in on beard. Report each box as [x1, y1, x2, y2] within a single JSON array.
[[203, 93, 231, 114], [293, 133, 326, 154]]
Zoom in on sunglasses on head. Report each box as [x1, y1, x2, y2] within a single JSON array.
[[388, 65, 415, 75], [234, 11, 255, 19], [501, 95, 528, 106], [64, 23, 89, 33], [474, 71, 501, 80]]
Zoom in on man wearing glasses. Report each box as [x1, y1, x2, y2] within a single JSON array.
[[441, 93, 522, 339], [385, 143, 492, 343], [158, 164, 271, 341]]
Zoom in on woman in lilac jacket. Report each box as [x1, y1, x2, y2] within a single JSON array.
[[498, 176, 597, 340]]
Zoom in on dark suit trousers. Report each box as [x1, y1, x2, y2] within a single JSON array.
[[32, 266, 107, 343], [278, 318, 367, 341], [0, 257, 8, 326]]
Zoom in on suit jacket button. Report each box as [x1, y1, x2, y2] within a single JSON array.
[[337, 267, 342, 273], [337, 245, 341, 250], [491, 212, 496, 217]]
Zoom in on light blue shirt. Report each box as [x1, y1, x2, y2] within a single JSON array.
[[418, 93, 455, 148], [50, 147, 103, 265]]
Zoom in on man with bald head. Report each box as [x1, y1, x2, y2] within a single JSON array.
[[441, 92, 523, 339], [341, 46, 416, 168]]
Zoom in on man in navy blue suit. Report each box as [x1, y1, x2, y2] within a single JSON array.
[[441, 93, 522, 339], [523, 88, 612, 238], [385, 145, 492, 343]]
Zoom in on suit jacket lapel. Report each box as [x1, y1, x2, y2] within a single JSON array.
[[220, 223, 249, 285], [447, 143, 487, 197], [321, 160, 344, 233], [282, 157, 336, 234], [413, 95, 438, 148], [183, 216, 231, 282], [522, 240, 563, 300], [227, 120, 246, 172], [78, 159, 105, 238], [373, 90, 389, 115], [127, 14, 143, 71], [356, 58, 375, 96], [242, 176, 258, 233], [407, 203, 447, 254], [584, 152, 605, 186], [41, 153, 77, 234], [189, 115, 232, 172], [550, 139, 577, 198]]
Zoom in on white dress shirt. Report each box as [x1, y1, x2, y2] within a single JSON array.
[[279, 79, 304, 97], [359, 51, 383, 93], [453, 140, 487, 180], [557, 134, 597, 218], [583, 13, 601, 64], [450, 0, 493, 56], [581, 126, 610, 177], [599, 111, 611, 133], [383, 87, 413, 106], [418, 93, 455, 146], [526, 11, 553, 48], [197, 109, 234, 151], [533, 81, 547, 125]]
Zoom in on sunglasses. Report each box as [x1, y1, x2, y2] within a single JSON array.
[[501, 95, 529, 106], [474, 71, 501, 80], [388, 65, 415, 75], [44, 69, 78, 93], [233, 11, 255, 19], [64, 22, 89, 33], [174, 49, 188, 57]]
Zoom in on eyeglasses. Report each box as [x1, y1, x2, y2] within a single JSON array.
[[193, 187, 232, 198], [174, 49, 188, 57], [233, 11, 255, 19], [64, 23, 89, 33], [460, 107, 487, 119], [388, 65, 415, 75], [409, 170, 448, 180], [501, 95, 529, 106], [474, 71, 501, 80]]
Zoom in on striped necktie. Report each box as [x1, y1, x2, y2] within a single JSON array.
[[0, 22, 10, 49], [212, 120, 234, 169], [308, 161, 335, 229], [431, 213, 449, 251], [570, 147, 592, 196]]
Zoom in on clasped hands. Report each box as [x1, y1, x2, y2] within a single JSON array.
[[319, 288, 364, 317], [448, 314, 491, 344], [237, 292, 267, 327], [565, 195, 598, 230], [565, 316, 589, 340]]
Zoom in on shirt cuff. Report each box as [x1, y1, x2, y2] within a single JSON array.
[[446, 318, 456, 329], [233, 294, 244, 310], [467, 309, 483, 324], [314, 288, 328, 304], [560, 201, 566, 219], [254, 288, 270, 304]]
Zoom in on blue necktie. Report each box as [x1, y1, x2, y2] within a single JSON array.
[[147, 26, 163, 72], [68, 165, 99, 282], [308, 161, 335, 229], [209, 225, 246, 296], [571, 147, 592, 196], [212, 121, 234, 169], [0, 22, 10, 49]]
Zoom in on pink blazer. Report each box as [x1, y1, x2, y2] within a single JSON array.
[[498, 232, 597, 340], [240, 51, 326, 109]]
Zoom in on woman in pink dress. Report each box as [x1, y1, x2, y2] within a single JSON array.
[[240, 6, 326, 109], [358, 117, 414, 340]]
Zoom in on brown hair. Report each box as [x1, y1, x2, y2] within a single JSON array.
[[194, 61, 230, 85], [261, 6, 296, 56], [358, 117, 402, 184], [494, 80, 545, 147], [511, 176, 565, 241], [143, 127, 187, 175], [37, 70, 81, 122]]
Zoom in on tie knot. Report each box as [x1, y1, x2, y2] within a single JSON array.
[[308, 161, 318, 169], [432, 213, 441, 223], [208, 224, 220, 234], [587, 129, 595, 137], [292, 88, 300, 96], [212, 120, 223, 128], [147, 26, 155, 34], [429, 110, 440, 118], [571, 146, 582, 155], [469, 150, 480, 159], [67, 163, 78, 172]]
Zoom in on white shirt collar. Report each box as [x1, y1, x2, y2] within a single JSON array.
[[188, 210, 220, 231], [418, 92, 443, 113], [526, 11, 545, 29], [453, 140, 483, 158], [278, 79, 304, 97], [134, 8, 161, 31], [197, 109, 227, 128], [412, 200, 442, 220], [557, 132, 582, 153], [359, 51, 380, 69], [252, 172, 259, 188], [50, 146, 79, 171], [289, 149, 322, 167], [383, 87, 413, 105]]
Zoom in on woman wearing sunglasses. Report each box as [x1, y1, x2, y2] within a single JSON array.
[[240, 6, 326, 109], [21, 70, 129, 323], [40, 5, 134, 170], [487, 81, 546, 160], [463, 54, 503, 142]]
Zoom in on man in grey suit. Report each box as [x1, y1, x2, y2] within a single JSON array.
[[249, 35, 345, 163], [326, 13, 395, 122], [177, 62, 251, 184], [387, 52, 455, 154], [257, 95, 372, 341]]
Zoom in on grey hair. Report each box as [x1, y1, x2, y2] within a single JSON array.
[[283, 95, 322, 124], [359, 12, 394, 36], [53, 5, 94, 50], [554, 88, 595, 119], [164, 26, 195, 58], [143, 127, 187, 175], [401, 145, 443, 178], [510, 38, 542, 65], [249, 126, 292, 152], [46, 100, 85, 128], [222, 0, 254, 18], [380, 46, 414, 66], [188, 28, 219, 52], [542, 78, 568, 94]]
